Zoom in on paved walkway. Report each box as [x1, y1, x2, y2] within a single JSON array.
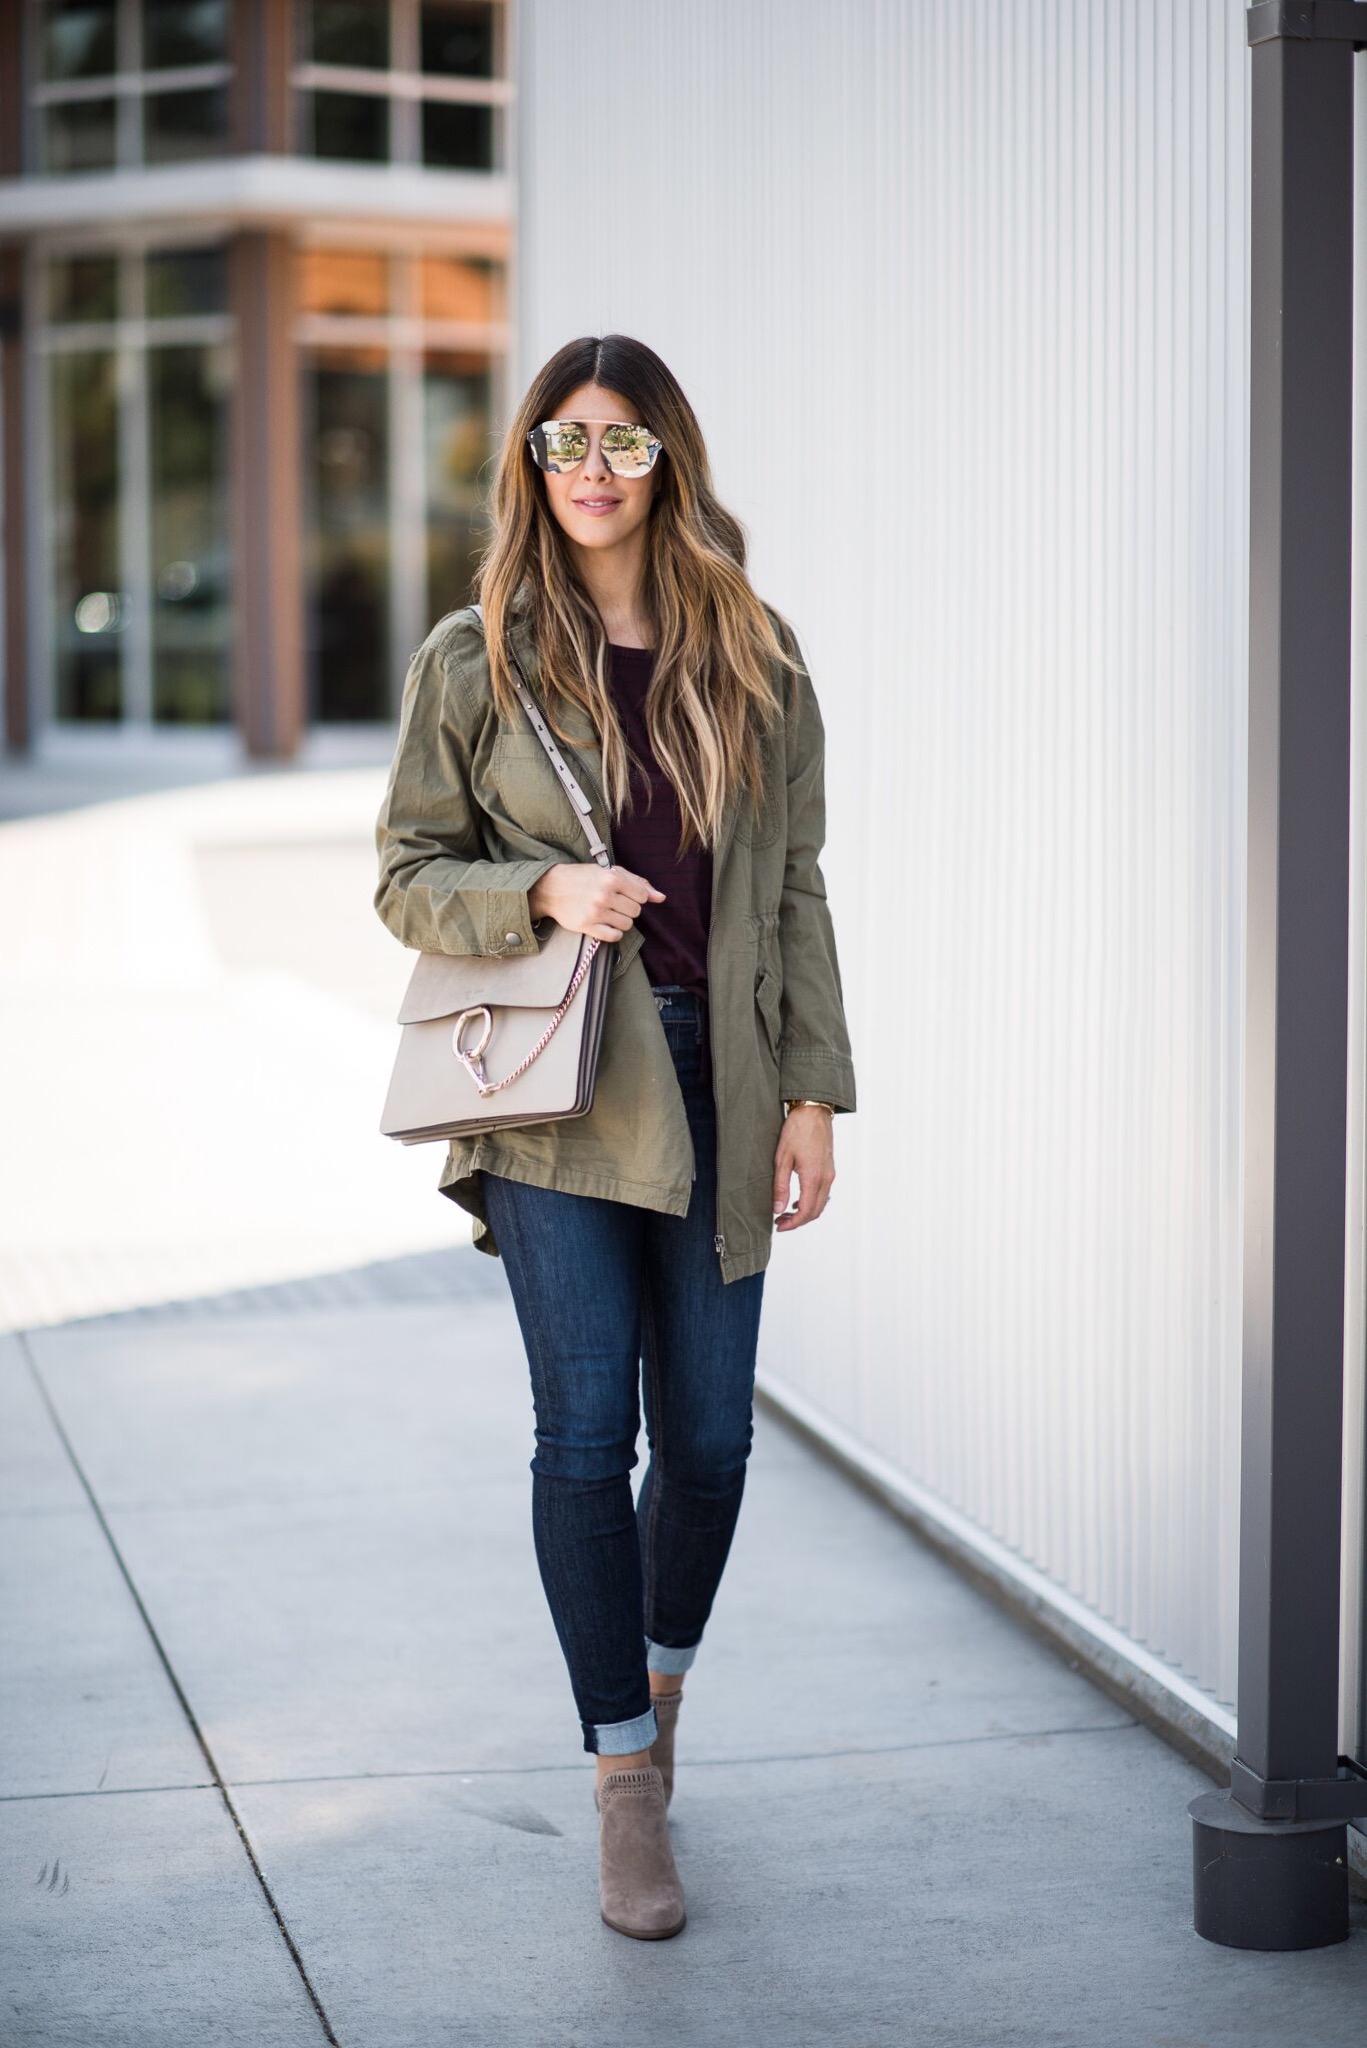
[[3, 758, 1365, 2043], [4, 1252, 1366, 2046]]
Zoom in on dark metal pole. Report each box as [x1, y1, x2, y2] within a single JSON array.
[[1190, 1, 1367, 1950]]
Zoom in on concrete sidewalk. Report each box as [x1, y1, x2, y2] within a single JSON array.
[[0, 762, 446, 1332], [5, 1250, 1365, 2048]]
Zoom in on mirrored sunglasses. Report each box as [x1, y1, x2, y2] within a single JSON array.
[[527, 418, 664, 478]]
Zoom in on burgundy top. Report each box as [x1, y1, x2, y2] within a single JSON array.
[[605, 642, 714, 1008]]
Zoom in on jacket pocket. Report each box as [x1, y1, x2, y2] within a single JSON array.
[[755, 966, 782, 1058], [489, 732, 588, 846]]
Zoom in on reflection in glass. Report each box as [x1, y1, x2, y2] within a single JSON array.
[[43, 100, 118, 173], [422, 101, 493, 171], [149, 344, 233, 722], [143, 0, 228, 67], [418, 255, 502, 325], [49, 350, 122, 721], [309, 0, 389, 67], [308, 91, 389, 162], [307, 350, 391, 721], [297, 249, 391, 319], [41, 0, 117, 80], [48, 254, 119, 325], [144, 86, 230, 163], [146, 246, 229, 318], [425, 353, 491, 624], [421, 2, 495, 76]]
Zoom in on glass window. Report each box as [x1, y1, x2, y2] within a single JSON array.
[[424, 351, 491, 625], [143, 85, 230, 162], [296, 248, 505, 725], [149, 343, 233, 722], [309, 91, 389, 162], [42, 245, 236, 729], [142, 0, 228, 67], [48, 253, 120, 324], [43, 100, 119, 174], [421, 2, 495, 77], [38, 1, 234, 175], [306, 348, 392, 721], [421, 101, 493, 172], [298, 249, 391, 318], [49, 349, 124, 722], [40, 0, 117, 81], [308, 0, 389, 68], [145, 245, 229, 319], [418, 254, 500, 324], [297, 1, 504, 169]]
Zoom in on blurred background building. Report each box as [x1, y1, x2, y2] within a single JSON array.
[[0, 0, 512, 760]]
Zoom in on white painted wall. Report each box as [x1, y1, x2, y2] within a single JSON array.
[[514, 0, 1327, 1734]]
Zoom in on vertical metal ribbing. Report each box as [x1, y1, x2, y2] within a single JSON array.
[[517, 0, 1262, 1731]]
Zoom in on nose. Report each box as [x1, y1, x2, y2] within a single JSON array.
[[579, 426, 613, 483]]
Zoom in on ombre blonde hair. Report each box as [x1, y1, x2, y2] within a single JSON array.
[[473, 334, 802, 853]]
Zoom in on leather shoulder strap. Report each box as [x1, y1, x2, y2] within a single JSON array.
[[470, 603, 611, 870]]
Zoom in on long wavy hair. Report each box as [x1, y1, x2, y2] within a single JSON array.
[[474, 334, 801, 852]]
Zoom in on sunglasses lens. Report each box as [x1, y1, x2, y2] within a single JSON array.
[[533, 422, 589, 471], [601, 425, 657, 476]]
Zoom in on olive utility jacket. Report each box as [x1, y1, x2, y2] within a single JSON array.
[[373, 595, 858, 1284]]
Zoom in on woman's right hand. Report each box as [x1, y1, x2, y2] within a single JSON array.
[[528, 862, 665, 944]]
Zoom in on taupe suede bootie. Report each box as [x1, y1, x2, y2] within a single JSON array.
[[596, 1764, 686, 1940], [648, 1688, 683, 1806]]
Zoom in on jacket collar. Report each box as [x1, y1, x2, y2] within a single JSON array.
[[502, 597, 744, 887]]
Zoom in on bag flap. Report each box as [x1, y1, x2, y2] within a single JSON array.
[[397, 920, 588, 1024]]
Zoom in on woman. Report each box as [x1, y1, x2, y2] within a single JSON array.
[[374, 334, 856, 1941]]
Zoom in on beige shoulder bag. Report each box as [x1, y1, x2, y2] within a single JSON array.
[[379, 605, 614, 1145]]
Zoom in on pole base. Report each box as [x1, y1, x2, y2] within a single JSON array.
[[1189, 1789, 1349, 1949]]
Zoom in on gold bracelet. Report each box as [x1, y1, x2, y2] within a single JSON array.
[[785, 1098, 835, 1116]]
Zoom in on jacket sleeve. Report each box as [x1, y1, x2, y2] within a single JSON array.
[[774, 624, 858, 1114], [374, 621, 561, 958]]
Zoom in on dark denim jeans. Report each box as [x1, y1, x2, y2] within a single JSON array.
[[480, 985, 766, 1755]]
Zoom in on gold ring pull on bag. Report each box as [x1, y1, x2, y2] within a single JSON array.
[[379, 606, 614, 1145]]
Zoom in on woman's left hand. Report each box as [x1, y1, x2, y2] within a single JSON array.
[[772, 1107, 836, 1231]]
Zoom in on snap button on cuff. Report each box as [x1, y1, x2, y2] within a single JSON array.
[[504, 931, 523, 945]]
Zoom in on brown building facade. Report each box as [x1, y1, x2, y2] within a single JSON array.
[[0, 0, 515, 757]]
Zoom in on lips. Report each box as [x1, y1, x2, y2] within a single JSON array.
[[573, 498, 621, 513]]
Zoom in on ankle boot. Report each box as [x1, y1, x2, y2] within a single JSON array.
[[596, 1764, 686, 1940], [648, 1689, 683, 1806]]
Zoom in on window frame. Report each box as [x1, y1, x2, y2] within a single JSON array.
[[30, 226, 236, 730], [296, 233, 510, 721], [26, 0, 234, 173], [292, 0, 511, 170]]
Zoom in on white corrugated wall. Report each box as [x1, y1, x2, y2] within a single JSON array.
[[513, 0, 1333, 1734]]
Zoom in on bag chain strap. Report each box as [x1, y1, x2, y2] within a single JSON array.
[[451, 605, 613, 1096]]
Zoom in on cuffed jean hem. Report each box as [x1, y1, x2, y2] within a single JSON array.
[[645, 1636, 700, 1676], [590, 1704, 659, 1757]]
